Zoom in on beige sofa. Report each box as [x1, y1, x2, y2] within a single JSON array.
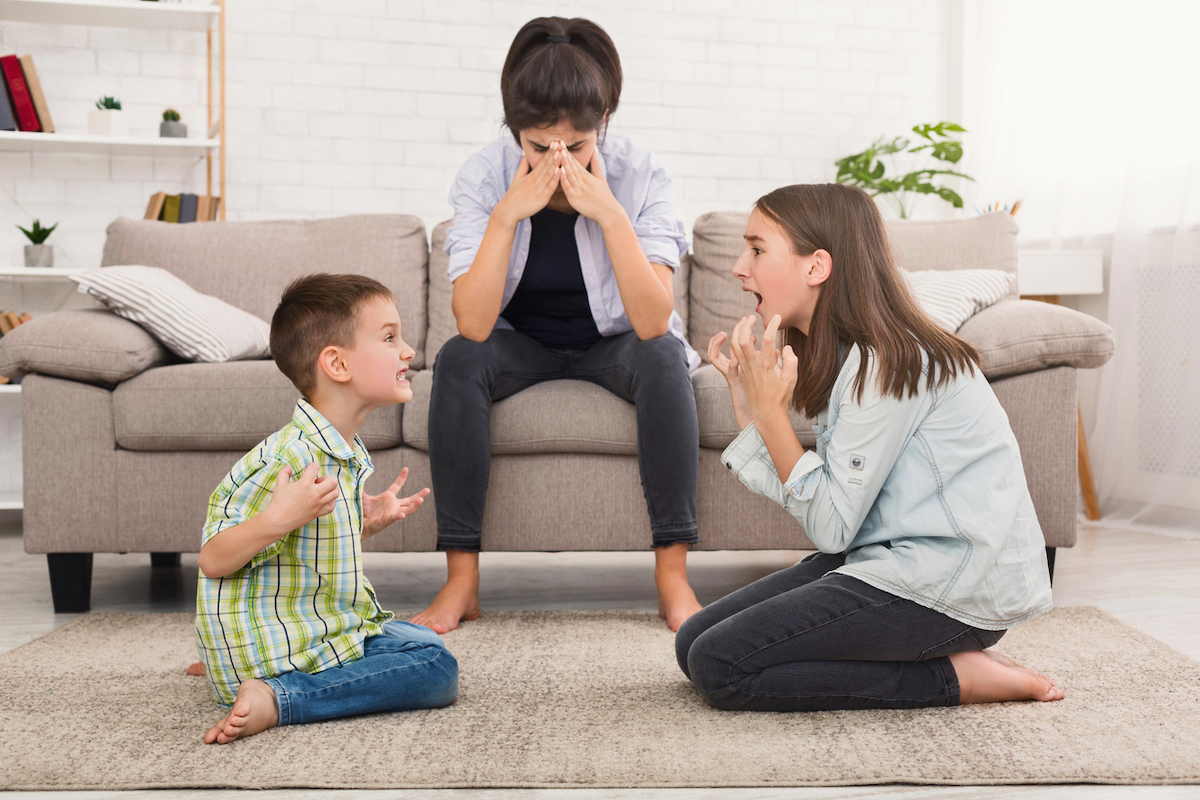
[[0, 211, 1114, 612]]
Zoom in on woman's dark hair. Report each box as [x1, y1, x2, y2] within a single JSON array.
[[754, 183, 981, 418], [500, 17, 622, 140]]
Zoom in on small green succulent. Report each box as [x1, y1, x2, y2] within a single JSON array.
[[162, 108, 181, 122], [95, 96, 122, 110], [17, 220, 57, 245]]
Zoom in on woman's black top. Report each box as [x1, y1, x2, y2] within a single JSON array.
[[500, 208, 602, 350]]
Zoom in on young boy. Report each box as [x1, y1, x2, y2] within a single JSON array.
[[195, 273, 457, 745]]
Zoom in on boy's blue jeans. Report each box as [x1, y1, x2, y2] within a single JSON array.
[[263, 620, 458, 726]]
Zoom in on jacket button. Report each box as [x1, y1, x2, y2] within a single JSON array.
[[724, 462, 732, 470]]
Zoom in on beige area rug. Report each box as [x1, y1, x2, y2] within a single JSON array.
[[1, 607, 1198, 790]]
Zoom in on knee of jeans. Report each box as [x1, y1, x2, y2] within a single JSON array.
[[684, 631, 735, 699], [628, 334, 687, 375], [433, 335, 490, 380], [428, 646, 459, 707]]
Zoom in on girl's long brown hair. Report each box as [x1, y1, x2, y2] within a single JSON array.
[[755, 183, 981, 417]]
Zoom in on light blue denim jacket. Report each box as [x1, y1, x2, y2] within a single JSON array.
[[444, 133, 699, 372], [722, 345, 1052, 630]]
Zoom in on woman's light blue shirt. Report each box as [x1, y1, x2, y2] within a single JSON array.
[[445, 133, 699, 371], [722, 345, 1053, 630]]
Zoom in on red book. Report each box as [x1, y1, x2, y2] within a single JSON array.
[[0, 55, 41, 132]]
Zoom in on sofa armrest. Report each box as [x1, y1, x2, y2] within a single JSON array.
[[958, 299, 1115, 379], [0, 309, 173, 386]]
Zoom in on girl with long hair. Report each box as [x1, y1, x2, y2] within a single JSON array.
[[676, 183, 1065, 710], [413, 17, 703, 633]]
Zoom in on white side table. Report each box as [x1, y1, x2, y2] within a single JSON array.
[[1018, 248, 1105, 520]]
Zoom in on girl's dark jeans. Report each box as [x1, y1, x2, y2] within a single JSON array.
[[676, 551, 1006, 711], [428, 329, 699, 552]]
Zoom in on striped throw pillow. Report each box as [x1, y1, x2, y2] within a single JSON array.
[[70, 265, 270, 363], [903, 269, 1013, 332]]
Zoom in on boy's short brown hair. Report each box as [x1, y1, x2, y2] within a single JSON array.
[[270, 273, 394, 396]]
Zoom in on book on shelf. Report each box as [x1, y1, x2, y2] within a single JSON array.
[[4, 312, 22, 331], [145, 191, 166, 221], [146, 192, 220, 222], [18, 56, 54, 134], [0, 315, 12, 335], [18, 312, 31, 324], [0, 73, 16, 132], [178, 193, 198, 223], [0, 55, 41, 133]]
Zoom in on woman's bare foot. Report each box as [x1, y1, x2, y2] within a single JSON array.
[[186, 661, 206, 677], [411, 550, 481, 634], [203, 679, 279, 744], [655, 543, 703, 632], [949, 649, 1066, 704]]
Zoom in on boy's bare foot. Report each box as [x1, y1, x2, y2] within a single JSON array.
[[411, 550, 481, 634], [186, 661, 206, 677], [949, 649, 1066, 704], [655, 542, 703, 632], [203, 679, 279, 744]]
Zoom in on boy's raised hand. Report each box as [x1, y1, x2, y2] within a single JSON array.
[[362, 467, 431, 540], [708, 330, 753, 431], [263, 462, 340, 537], [729, 314, 799, 425]]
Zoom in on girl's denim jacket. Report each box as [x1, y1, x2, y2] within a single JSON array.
[[722, 345, 1052, 630]]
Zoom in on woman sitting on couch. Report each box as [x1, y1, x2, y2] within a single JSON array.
[[412, 16, 704, 634]]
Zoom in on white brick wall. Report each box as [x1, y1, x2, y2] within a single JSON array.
[[1, 0, 952, 270]]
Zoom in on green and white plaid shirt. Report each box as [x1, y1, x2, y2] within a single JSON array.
[[195, 399, 393, 706]]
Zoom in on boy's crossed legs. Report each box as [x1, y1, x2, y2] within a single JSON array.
[[205, 620, 458, 744]]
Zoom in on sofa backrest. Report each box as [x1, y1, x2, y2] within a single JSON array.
[[425, 219, 692, 368], [100, 215, 434, 369], [686, 210, 1020, 359]]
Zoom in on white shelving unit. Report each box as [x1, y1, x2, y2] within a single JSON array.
[[0, 130, 219, 157]]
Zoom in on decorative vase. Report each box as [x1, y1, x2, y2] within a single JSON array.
[[24, 244, 53, 268], [88, 109, 128, 137], [159, 120, 187, 138]]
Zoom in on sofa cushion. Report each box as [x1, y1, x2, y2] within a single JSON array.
[[693, 364, 818, 450], [687, 210, 1022, 357], [958, 299, 1116, 379], [99, 214, 432, 369], [426, 218, 694, 369], [71, 265, 271, 362], [113, 361, 403, 451], [0, 309, 173, 386], [402, 368, 638, 455]]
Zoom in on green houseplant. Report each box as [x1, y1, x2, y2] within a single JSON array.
[[88, 96, 126, 138], [18, 219, 58, 268], [835, 122, 973, 218], [160, 108, 186, 138]]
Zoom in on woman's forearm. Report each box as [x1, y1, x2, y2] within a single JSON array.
[[451, 211, 519, 341], [598, 212, 674, 340], [755, 408, 805, 483]]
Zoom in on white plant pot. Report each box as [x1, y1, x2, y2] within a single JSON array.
[[24, 244, 53, 268], [88, 109, 128, 138]]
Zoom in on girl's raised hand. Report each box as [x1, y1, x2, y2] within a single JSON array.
[[559, 145, 624, 227], [708, 330, 753, 430], [494, 150, 561, 227], [728, 314, 798, 424]]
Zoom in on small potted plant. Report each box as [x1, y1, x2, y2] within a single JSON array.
[[18, 220, 57, 268], [88, 96, 128, 137], [160, 108, 186, 138]]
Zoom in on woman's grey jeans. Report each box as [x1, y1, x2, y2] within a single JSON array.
[[427, 329, 699, 552], [676, 551, 1006, 711]]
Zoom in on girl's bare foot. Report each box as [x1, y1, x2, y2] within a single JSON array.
[[949, 649, 1066, 704], [655, 543, 702, 632], [411, 550, 481, 634], [186, 661, 206, 677], [203, 679, 279, 744]]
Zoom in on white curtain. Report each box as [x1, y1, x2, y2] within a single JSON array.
[[962, 0, 1200, 538]]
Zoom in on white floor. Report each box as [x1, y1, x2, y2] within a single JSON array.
[[2, 515, 1198, 799]]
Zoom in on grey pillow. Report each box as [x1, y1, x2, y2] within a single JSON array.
[[0, 309, 173, 386], [958, 299, 1115, 379]]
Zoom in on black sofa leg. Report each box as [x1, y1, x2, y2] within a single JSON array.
[[47, 553, 93, 613], [1046, 546, 1056, 585], [151, 552, 181, 568]]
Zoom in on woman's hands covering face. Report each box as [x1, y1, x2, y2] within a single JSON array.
[[728, 313, 798, 424], [496, 145, 563, 226], [558, 144, 624, 227]]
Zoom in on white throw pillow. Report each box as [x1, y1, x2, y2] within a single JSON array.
[[70, 265, 271, 363], [903, 269, 1013, 332]]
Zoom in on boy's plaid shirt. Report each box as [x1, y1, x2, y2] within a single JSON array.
[[195, 399, 393, 706]]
